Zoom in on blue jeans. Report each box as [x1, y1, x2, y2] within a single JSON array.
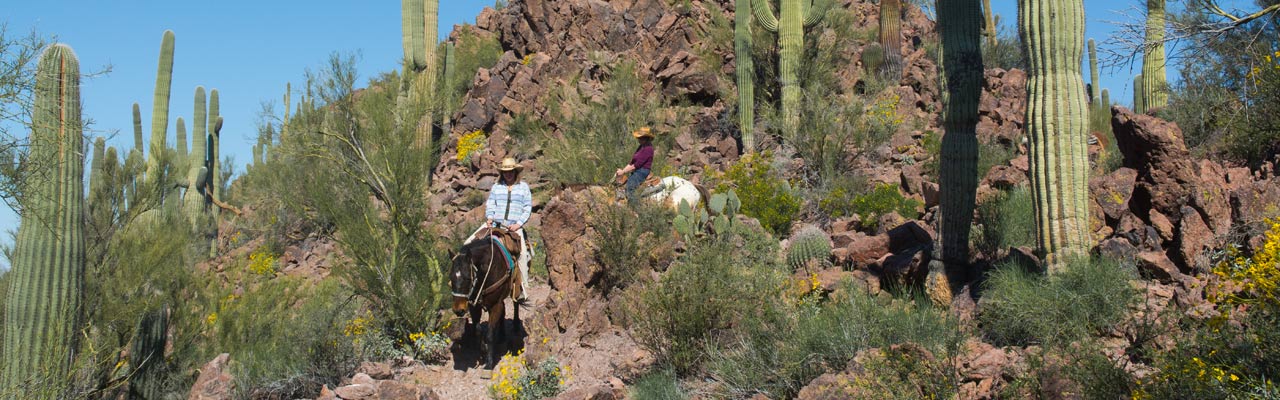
[[625, 168, 650, 199]]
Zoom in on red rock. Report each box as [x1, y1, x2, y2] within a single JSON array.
[[1175, 206, 1214, 270], [1137, 251, 1183, 282], [983, 165, 1027, 190], [334, 384, 376, 400], [1090, 167, 1138, 221], [1149, 210, 1175, 242], [1231, 178, 1280, 225], [843, 232, 891, 267], [188, 353, 234, 400]]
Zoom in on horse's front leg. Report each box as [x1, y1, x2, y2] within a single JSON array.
[[468, 305, 483, 340], [485, 303, 506, 369]]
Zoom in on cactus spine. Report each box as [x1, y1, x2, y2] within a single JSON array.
[[736, 0, 757, 152], [2, 44, 86, 394], [752, 0, 831, 137], [1141, 0, 1168, 111], [144, 30, 175, 184], [1088, 38, 1100, 104], [1133, 74, 1145, 113], [879, 0, 904, 78], [938, 0, 984, 265], [1019, 0, 1091, 270]]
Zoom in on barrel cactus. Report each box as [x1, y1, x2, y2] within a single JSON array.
[[752, 0, 831, 138], [938, 0, 984, 265], [787, 225, 832, 271], [1019, 0, 1092, 270], [2, 44, 87, 395]]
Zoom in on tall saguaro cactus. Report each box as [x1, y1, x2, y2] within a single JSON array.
[[1141, 0, 1168, 111], [982, 0, 998, 47], [736, 0, 757, 152], [752, 0, 831, 137], [208, 90, 222, 210], [144, 30, 175, 184], [402, 0, 426, 70], [879, 0, 904, 78], [937, 0, 984, 265], [2, 44, 86, 394], [1019, 0, 1092, 270]]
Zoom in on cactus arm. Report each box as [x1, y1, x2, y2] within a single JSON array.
[[209, 91, 221, 208], [1133, 74, 1145, 113], [937, 0, 984, 265], [1101, 88, 1110, 106], [175, 117, 187, 172], [803, 0, 831, 28], [1088, 38, 1100, 104], [1019, 0, 1091, 270], [752, 0, 780, 33]]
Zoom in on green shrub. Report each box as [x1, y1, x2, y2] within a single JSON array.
[[817, 172, 869, 219], [707, 285, 962, 399], [846, 184, 921, 231], [631, 368, 687, 400], [627, 224, 785, 375], [977, 141, 1016, 180], [980, 22, 1026, 71], [444, 27, 504, 108], [976, 185, 1037, 255], [712, 153, 802, 235], [592, 201, 675, 294], [919, 129, 943, 177], [979, 256, 1138, 347], [540, 62, 681, 185]]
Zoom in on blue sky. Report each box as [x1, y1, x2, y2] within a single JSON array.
[[0, 0, 1211, 270], [0, 1, 494, 270]]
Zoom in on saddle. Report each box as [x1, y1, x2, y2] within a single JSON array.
[[474, 227, 522, 260]]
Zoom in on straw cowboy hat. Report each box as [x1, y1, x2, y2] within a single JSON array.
[[631, 126, 654, 139], [497, 157, 524, 172]]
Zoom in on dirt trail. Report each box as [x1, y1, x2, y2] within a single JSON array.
[[396, 282, 551, 400]]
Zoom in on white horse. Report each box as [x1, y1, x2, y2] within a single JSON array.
[[640, 176, 707, 211]]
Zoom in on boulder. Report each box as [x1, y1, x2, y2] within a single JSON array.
[[1111, 106, 1201, 224], [1089, 167, 1138, 222], [188, 354, 234, 400]]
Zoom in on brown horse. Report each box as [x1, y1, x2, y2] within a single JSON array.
[[450, 228, 522, 369]]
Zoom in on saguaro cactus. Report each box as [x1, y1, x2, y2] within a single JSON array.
[[736, 0, 757, 152], [2, 44, 86, 394], [175, 117, 187, 171], [982, 0, 998, 47], [127, 306, 170, 399], [1088, 38, 1100, 104], [184, 86, 210, 227], [132, 103, 144, 153], [752, 0, 831, 137], [1101, 88, 1110, 107], [209, 90, 222, 209], [282, 82, 291, 142], [1141, 0, 1168, 111], [402, 0, 425, 70], [879, 0, 904, 78], [144, 30, 175, 183], [938, 0, 984, 265], [1019, 0, 1091, 270]]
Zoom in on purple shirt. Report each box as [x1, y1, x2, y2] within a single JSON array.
[[630, 144, 654, 170]]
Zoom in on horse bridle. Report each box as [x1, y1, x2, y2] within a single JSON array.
[[452, 229, 505, 307]]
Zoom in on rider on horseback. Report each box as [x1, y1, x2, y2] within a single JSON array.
[[467, 157, 533, 302], [615, 126, 655, 200]]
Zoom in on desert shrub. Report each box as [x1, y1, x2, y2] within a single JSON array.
[[919, 129, 943, 177], [824, 183, 921, 231], [850, 343, 960, 400], [503, 112, 548, 161], [707, 285, 962, 399], [488, 350, 568, 400], [817, 172, 870, 219], [977, 141, 1017, 179], [540, 62, 680, 185], [979, 256, 1138, 347], [712, 153, 802, 235], [627, 222, 785, 375], [444, 27, 504, 108], [592, 201, 675, 294], [1137, 219, 1280, 399], [980, 22, 1026, 71], [975, 185, 1037, 255], [631, 368, 687, 400]]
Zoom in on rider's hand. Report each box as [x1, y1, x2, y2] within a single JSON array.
[[486, 219, 494, 227], [509, 223, 522, 231]]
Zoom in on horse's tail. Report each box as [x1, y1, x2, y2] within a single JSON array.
[[693, 183, 712, 213]]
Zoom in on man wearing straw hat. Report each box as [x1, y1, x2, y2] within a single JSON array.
[[466, 157, 533, 301], [615, 126, 655, 200]]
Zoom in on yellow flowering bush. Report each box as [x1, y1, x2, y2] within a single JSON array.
[[488, 350, 569, 400], [247, 247, 278, 276], [457, 130, 486, 163], [1137, 219, 1280, 398], [408, 320, 452, 364], [521, 52, 536, 65], [343, 311, 373, 338]]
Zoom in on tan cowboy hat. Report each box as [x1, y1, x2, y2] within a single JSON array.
[[631, 126, 654, 139], [497, 157, 523, 172]]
